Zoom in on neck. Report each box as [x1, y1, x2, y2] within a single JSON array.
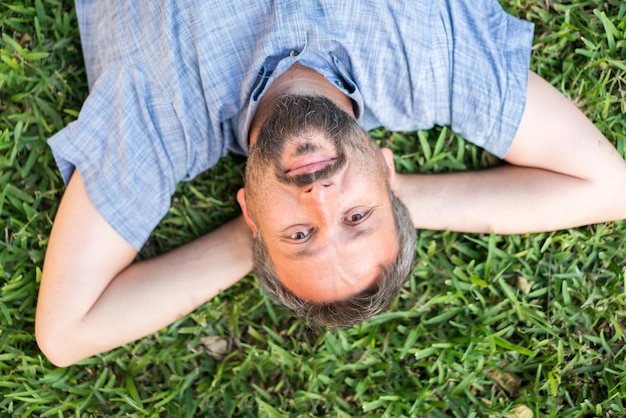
[[248, 62, 355, 148]]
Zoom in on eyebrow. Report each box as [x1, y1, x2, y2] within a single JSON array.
[[286, 227, 375, 260]]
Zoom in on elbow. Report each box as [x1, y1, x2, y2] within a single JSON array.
[[35, 319, 83, 368]]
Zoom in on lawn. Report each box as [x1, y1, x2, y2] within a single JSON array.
[[1, 0, 625, 416]]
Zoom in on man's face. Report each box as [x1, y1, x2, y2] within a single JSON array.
[[239, 109, 399, 303]]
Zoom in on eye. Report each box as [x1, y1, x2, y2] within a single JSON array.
[[349, 213, 364, 222], [344, 208, 371, 225], [289, 229, 311, 241]]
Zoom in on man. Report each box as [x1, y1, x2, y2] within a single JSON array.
[[35, 0, 626, 367]]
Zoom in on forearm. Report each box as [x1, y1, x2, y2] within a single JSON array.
[[79, 217, 252, 358], [394, 71, 626, 235], [395, 165, 626, 234], [36, 171, 253, 367]]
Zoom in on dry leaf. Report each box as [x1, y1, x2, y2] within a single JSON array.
[[516, 276, 533, 295], [200, 335, 230, 361], [506, 404, 533, 418], [489, 370, 521, 394], [19, 34, 32, 47]]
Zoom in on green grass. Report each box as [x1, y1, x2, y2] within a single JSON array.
[[1, 0, 625, 416]]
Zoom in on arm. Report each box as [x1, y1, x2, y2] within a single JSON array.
[[394, 71, 626, 233], [36, 171, 253, 367]]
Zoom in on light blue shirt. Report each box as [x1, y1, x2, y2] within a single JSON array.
[[49, 0, 534, 250]]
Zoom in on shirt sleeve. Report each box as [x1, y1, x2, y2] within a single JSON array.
[[49, 66, 189, 250], [435, 0, 534, 158]]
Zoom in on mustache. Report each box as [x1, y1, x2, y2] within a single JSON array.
[[275, 152, 347, 188]]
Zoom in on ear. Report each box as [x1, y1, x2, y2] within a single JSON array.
[[380, 148, 396, 189], [236, 188, 258, 238]]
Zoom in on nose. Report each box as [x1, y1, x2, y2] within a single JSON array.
[[302, 180, 337, 208]]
